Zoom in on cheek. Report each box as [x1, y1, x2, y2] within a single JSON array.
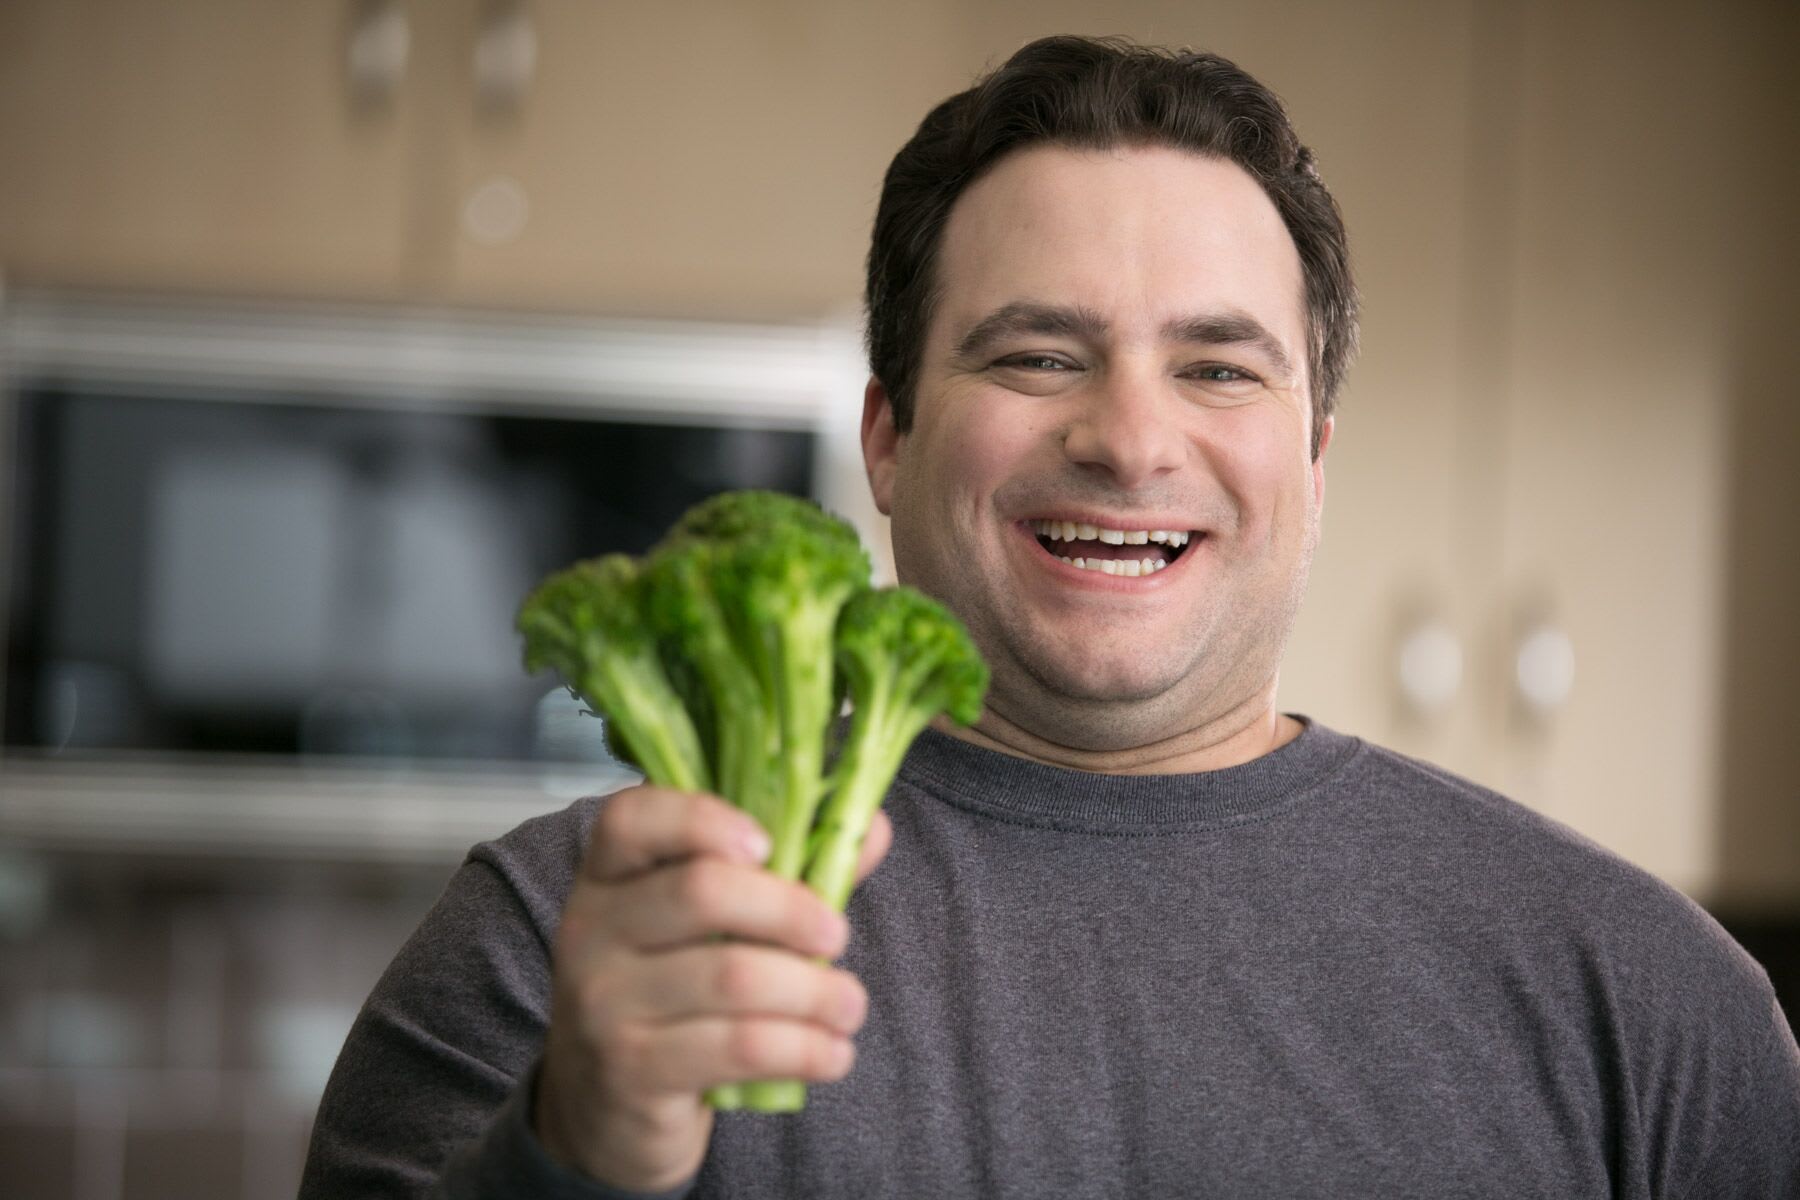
[[908, 397, 1037, 503], [1204, 418, 1312, 544]]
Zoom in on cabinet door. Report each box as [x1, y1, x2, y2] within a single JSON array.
[[433, 0, 973, 318], [0, 0, 425, 299], [1477, 0, 1761, 897]]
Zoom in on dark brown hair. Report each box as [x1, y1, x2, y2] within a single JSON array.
[[864, 35, 1358, 458]]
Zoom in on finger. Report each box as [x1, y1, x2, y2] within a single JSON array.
[[608, 859, 848, 957], [618, 1017, 856, 1096], [853, 809, 893, 887], [627, 943, 867, 1034], [584, 786, 770, 883]]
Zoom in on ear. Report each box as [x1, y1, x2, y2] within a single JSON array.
[[1311, 414, 1335, 516], [861, 375, 902, 516]]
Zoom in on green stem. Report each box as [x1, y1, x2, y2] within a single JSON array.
[[805, 700, 913, 912], [704, 1083, 745, 1110], [737, 1078, 807, 1111]]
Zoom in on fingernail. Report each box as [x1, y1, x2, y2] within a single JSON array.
[[816, 910, 850, 956], [739, 824, 771, 863], [836, 979, 868, 1031]]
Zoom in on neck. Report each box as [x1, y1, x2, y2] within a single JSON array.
[[935, 688, 1302, 776]]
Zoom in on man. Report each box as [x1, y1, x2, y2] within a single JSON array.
[[301, 36, 1800, 1199]]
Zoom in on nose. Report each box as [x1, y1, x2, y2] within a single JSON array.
[[1060, 366, 1187, 489]]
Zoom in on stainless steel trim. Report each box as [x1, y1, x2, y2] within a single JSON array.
[[0, 288, 856, 428], [0, 753, 635, 864]]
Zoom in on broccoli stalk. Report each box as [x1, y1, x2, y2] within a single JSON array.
[[727, 531, 869, 882], [805, 587, 988, 912], [515, 555, 711, 795]]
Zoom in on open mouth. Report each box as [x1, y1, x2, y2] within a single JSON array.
[[1028, 518, 1198, 578]]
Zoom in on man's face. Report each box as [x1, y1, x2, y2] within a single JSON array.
[[863, 143, 1331, 752]]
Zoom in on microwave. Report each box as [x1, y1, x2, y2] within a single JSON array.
[[0, 289, 878, 860]]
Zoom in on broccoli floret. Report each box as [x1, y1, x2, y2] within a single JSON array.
[[515, 554, 711, 795], [639, 534, 784, 838], [669, 488, 864, 552], [712, 522, 871, 881], [805, 587, 988, 912]]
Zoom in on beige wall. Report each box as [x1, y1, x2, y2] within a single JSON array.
[[2, 0, 1793, 906]]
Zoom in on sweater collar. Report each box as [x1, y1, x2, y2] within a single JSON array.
[[895, 715, 1360, 833]]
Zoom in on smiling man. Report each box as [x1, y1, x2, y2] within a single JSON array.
[[300, 35, 1799, 1200], [866, 144, 1327, 772]]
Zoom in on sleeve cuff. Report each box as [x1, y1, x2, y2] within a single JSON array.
[[447, 1060, 698, 1200]]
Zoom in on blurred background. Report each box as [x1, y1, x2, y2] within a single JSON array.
[[1, 1, 1795, 1196]]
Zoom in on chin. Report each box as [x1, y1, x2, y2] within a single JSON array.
[[1018, 648, 1189, 708]]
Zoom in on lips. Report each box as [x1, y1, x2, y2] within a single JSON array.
[[1023, 516, 1201, 579]]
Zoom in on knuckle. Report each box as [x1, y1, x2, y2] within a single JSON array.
[[712, 946, 764, 1010], [725, 1021, 776, 1074], [596, 1017, 647, 1078], [681, 794, 724, 842], [594, 793, 638, 847], [572, 972, 617, 1026], [674, 861, 726, 920]]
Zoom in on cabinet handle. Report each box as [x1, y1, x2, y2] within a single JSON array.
[[474, 1, 538, 114], [346, 0, 411, 111], [1396, 618, 1463, 717], [1514, 621, 1576, 716]]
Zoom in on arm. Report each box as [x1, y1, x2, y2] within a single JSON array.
[[1679, 985, 1800, 1199], [299, 789, 886, 1198], [297, 822, 637, 1198]]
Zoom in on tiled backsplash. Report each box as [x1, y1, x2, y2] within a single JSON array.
[[0, 853, 454, 1200]]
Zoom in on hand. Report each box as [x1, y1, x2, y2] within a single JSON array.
[[533, 785, 893, 1191]]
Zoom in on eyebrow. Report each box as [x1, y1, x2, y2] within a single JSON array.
[[951, 301, 1296, 378]]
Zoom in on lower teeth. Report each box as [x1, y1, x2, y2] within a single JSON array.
[[1057, 555, 1164, 577]]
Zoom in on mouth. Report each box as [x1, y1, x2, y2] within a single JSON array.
[[1025, 517, 1200, 578]]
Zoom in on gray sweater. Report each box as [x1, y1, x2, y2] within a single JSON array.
[[300, 719, 1800, 1198]]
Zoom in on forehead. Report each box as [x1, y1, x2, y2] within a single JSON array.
[[930, 143, 1306, 354]]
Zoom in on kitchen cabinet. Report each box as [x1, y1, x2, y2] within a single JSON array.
[[1472, 0, 1740, 895], [0, 0, 427, 300], [435, 1, 973, 318], [1287, 0, 1793, 904], [0, 0, 974, 319]]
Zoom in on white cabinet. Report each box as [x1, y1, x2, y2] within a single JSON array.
[[1285, 0, 1796, 904]]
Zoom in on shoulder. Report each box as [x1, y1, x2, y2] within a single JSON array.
[[461, 792, 607, 941], [1329, 729, 1777, 1017]]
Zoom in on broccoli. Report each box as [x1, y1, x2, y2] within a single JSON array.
[[514, 491, 988, 1114], [515, 554, 711, 796], [806, 586, 988, 913]]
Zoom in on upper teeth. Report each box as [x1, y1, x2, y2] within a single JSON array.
[[1030, 519, 1190, 547]]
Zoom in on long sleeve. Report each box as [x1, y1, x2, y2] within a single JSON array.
[[298, 798, 689, 1199]]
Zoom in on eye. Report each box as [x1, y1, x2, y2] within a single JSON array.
[[1188, 363, 1259, 384], [996, 353, 1076, 372]]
